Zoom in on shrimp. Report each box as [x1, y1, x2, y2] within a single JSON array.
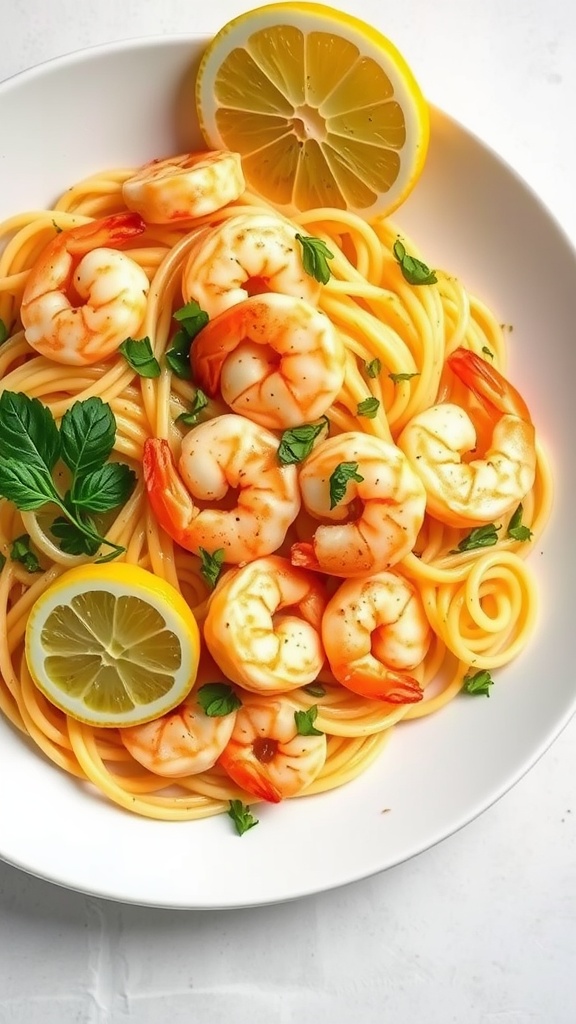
[[218, 697, 327, 803], [182, 212, 321, 318], [322, 571, 431, 703], [191, 292, 346, 429], [397, 347, 537, 527], [203, 555, 327, 694], [290, 432, 427, 577], [121, 695, 237, 778], [121, 151, 245, 224], [20, 212, 149, 366], [143, 415, 301, 564]]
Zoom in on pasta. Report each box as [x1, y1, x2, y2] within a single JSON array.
[[0, 161, 552, 822]]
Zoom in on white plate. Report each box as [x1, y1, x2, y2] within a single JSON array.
[[0, 37, 574, 910]]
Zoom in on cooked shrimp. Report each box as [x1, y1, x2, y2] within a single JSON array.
[[20, 212, 149, 366], [182, 212, 321, 318], [191, 292, 346, 429], [218, 697, 327, 803], [203, 555, 327, 694], [397, 347, 537, 527], [121, 696, 237, 778], [122, 151, 245, 224], [322, 571, 431, 703], [291, 432, 426, 577], [143, 415, 300, 563]]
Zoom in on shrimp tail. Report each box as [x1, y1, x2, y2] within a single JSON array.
[[448, 347, 531, 422], [218, 750, 282, 804], [143, 438, 197, 548], [290, 541, 320, 572], [339, 666, 424, 704], [67, 212, 147, 254]]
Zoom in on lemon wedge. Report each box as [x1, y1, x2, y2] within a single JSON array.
[[195, 1, 430, 215], [25, 563, 200, 728]]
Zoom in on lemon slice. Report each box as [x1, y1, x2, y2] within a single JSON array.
[[195, 1, 430, 215], [25, 563, 200, 728]]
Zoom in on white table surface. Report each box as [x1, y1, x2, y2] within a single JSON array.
[[1, 1, 575, 1020]]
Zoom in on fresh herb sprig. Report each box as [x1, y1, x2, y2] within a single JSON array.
[[227, 799, 259, 836], [10, 534, 41, 573], [0, 392, 136, 561], [393, 239, 437, 286], [357, 397, 380, 419], [329, 461, 364, 509], [463, 669, 494, 697], [197, 683, 242, 717], [277, 418, 329, 465], [165, 301, 209, 379], [452, 523, 500, 553], [296, 234, 334, 284], [199, 547, 225, 589], [176, 389, 209, 427], [119, 336, 161, 378], [507, 503, 533, 542], [294, 705, 323, 736]]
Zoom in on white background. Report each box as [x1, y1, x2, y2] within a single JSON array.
[[1, 0, 576, 1020]]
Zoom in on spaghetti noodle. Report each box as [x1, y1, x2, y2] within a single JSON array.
[[0, 162, 552, 821]]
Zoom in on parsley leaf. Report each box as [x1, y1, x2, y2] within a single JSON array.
[[365, 358, 381, 379], [0, 391, 128, 562], [119, 336, 161, 378], [357, 397, 380, 419], [294, 705, 323, 736], [329, 461, 364, 509], [0, 320, 8, 345], [453, 523, 500, 552], [389, 371, 420, 385], [227, 799, 259, 836], [164, 329, 193, 379], [69, 463, 136, 513], [507, 503, 533, 543], [176, 389, 209, 427], [165, 302, 210, 378], [463, 669, 494, 696], [295, 233, 334, 284], [393, 239, 437, 286], [303, 683, 326, 698], [173, 300, 210, 338], [50, 517, 101, 556], [197, 682, 242, 717], [60, 397, 116, 477], [0, 391, 60, 472], [199, 547, 225, 589], [10, 534, 41, 573], [0, 460, 60, 510], [277, 418, 329, 465]]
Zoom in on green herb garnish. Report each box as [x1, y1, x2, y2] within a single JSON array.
[[453, 523, 500, 553], [295, 233, 334, 284], [393, 239, 437, 285], [507, 503, 533, 543], [329, 461, 363, 509], [277, 418, 329, 465], [165, 301, 209, 379], [365, 358, 381, 379], [357, 397, 380, 419], [227, 799, 259, 836], [0, 320, 8, 345], [388, 371, 420, 384], [10, 534, 41, 573], [463, 669, 494, 697], [199, 547, 225, 589], [176, 389, 209, 427], [119, 336, 161, 378], [0, 392, 135, 561], [197, 683, 242, 717], [294, 705, 323, 736]]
